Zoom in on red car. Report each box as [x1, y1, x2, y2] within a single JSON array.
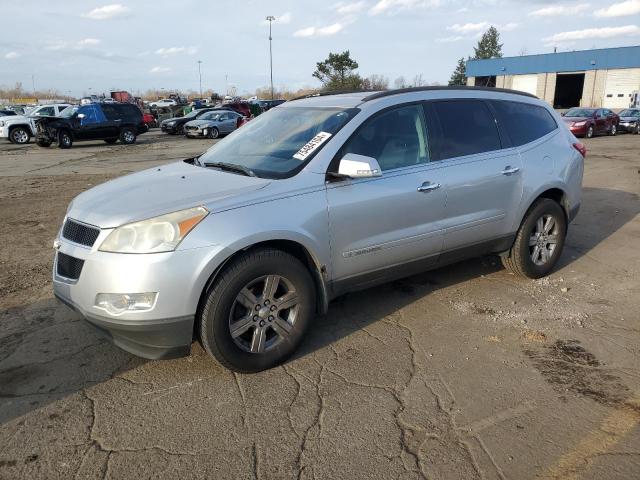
[[562, 108, 619, 138], [142, 112, 156, 129]]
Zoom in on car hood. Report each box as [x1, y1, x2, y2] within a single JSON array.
[[162, 116, 190, 125], [620, 116, 638, 122], [185, 119, 216, 127], [562, 116, 591, 123], [1, 114, 31, 124], [67, 160, 271, 228]]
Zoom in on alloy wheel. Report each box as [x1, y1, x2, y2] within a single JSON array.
[[529, 214, 559, 266], [123, 131, 135, 143], [228, 275, 299, 354], [12, 129, 29, 144]]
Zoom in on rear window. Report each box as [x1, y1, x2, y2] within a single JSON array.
[[430, 100, 501, 160], [491, 101, 557, 147]]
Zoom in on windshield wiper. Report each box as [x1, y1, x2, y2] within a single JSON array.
[[203, 161, 257, 177]]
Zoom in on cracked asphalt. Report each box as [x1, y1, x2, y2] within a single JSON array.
[[0, 131, 639, 479]]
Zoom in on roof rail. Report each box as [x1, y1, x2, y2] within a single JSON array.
[[290, 89, 376, 102], [362, 85, 538, 102]]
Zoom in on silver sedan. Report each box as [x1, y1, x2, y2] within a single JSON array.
[[184, 110, 241, 138]]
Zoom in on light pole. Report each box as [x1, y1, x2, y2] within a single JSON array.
[[266, 15, 275, 100], [197, 60, 203, 98]]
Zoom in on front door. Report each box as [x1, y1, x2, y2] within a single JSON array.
[[326, 103, 446, 289]]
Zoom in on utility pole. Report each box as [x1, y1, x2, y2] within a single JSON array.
[[266, 15, 275, 100], [31, 75, 35, 97], [197, 60, 203, 98]]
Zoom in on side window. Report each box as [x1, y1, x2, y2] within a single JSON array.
[[78, 105, 102, 125], [342, 104, 429, 171], [491, 101, 557, 147], [35, 106, 55, 116], [57, 105, 69, 115], [430, 100, 501, 160], [101, 104, 118, 120]]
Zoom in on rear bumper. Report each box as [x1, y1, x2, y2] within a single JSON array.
[[54, 290, 193, 360], [568, 124, 588, 136]]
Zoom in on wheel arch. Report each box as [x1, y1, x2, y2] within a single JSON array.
[[194, 238, 330, 339]]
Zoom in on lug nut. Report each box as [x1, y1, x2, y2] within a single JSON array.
[[270, 305, 277, 311], [253, 315, 259, 321], [264, 299, 270, 305], [255, 305, 260, 311], [268, 315, 274, 321], [259, 320, 265, 327]]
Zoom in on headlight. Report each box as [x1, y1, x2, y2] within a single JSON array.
[[166, 121, 176, 126], [99, 206, 208, 253], [0, 121, 4, 127]]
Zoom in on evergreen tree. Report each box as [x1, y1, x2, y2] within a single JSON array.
[[473, 26, 503, 59], [448, 57, 467, 86], [313, 51, 363, 91]]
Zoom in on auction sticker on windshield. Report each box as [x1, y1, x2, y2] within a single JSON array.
[[293, 132, 332, 161]]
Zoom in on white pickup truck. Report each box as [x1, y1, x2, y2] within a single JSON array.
[[0, 104, 71, 144]]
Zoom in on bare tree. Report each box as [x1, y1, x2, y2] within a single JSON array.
[[394, 76, 407, 89]]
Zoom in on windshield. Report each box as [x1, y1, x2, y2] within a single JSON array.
[[198, 106, 359, 179], [619, 109, 640, 117], [565, 108, 594, 118], [200, 111, 221, 121], [60, 106, 79, 118]]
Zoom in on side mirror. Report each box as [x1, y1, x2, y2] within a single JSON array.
[[77, 113, 86, 119], [337, 153, 382, 179], [560, 112, 565, 116]]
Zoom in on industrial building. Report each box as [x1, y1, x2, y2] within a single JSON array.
[[465, 45, 640, 109]]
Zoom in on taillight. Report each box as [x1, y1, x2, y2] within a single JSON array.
[[572, 142, 587, 158]]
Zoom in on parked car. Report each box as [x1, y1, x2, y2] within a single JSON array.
[[258, 99, 286, 111], [222, 101, 252, 117], [618, 109, 640, 134], [142, 112, 156, 129], [52, 86, 584, 372], [562, 108, 619, 138], [184, 110, 243, 138], [160, 107, 221, 134], [0, 103, 71, 144], [149, 98, 177, 108], [35, 102, 146, 148]]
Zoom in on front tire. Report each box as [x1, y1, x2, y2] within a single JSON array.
[[609, 124, 617, 136], [120, 128, 136, 145], [585, 125, 594, 138], [36, 139, 52, 148], [10, 127, 30, 144], [199, 248, 315, 372], [58, 130, 73, 149], [501, 198, 567, 279], [207, 127, 219, 139]]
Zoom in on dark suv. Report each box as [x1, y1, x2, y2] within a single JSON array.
[[35, 103, 147, 149]]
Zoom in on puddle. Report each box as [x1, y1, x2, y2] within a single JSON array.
[[524, 339, 634, 410]]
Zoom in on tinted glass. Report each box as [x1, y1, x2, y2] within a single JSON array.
[[491, 101, 557, 147], [100, 104, 118, 120], [342, 104, 429, 171], [431, 100, 500, 159]]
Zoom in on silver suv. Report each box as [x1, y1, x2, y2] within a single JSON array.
[[53, 87, 584, 372]]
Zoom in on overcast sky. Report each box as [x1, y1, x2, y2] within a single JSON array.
[[1, 0, 639, 96]]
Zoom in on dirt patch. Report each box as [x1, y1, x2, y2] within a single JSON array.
[[524, 339, 634, 411], [522, 330, 547, 343]]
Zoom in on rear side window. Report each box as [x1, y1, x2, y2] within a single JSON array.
[[491, 101, 557, 147], [430, 100, 501, 160], [100, 104, 118, 120]]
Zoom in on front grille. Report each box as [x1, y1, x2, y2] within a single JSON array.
[[56, 252, 84, 280], [62, 219, 100, 247], [185, 125, 199, 131]]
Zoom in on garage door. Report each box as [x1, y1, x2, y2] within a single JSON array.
[[511, 74, 538, 96], [603, 69, 640, 109]]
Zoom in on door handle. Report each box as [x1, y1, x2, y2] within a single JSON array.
[[501, 166, 520, 175], [417, 182, 441, 192]]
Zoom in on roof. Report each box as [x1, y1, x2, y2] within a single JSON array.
[[286, 86, 538, 108], [466, 45, 640, 77]]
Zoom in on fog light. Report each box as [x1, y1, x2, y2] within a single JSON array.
[[202, 128, 208, 136], [95, 292, 157, 315]]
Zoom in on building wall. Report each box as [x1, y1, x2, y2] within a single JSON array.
[[466, 76, 475, 86], [536, 73, 556, 105], [581, 70, 607, 107]]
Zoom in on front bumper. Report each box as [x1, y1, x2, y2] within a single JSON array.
[[0, 126, 8, 138], [185, 128, 207, 137], [161, 123, 179, 133], [52, 233, 227, 360], [619, 122, 637, 132]]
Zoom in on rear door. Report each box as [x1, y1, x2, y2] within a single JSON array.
[[99, 104, 123, 138], [594, 109, 607, 134], [426, 99, 523, 255], [326, 103, 446, 288]]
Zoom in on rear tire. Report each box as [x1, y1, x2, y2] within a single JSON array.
[[501, 198, 567, 279], [58, 130, 73, 149], [199, 248, 315, 372], [120, 128, 136, 145]]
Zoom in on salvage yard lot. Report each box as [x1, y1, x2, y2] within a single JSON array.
[[0, 132, 638, 479]]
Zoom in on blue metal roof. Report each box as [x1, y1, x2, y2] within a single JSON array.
[[466, 45, 640, 77]]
